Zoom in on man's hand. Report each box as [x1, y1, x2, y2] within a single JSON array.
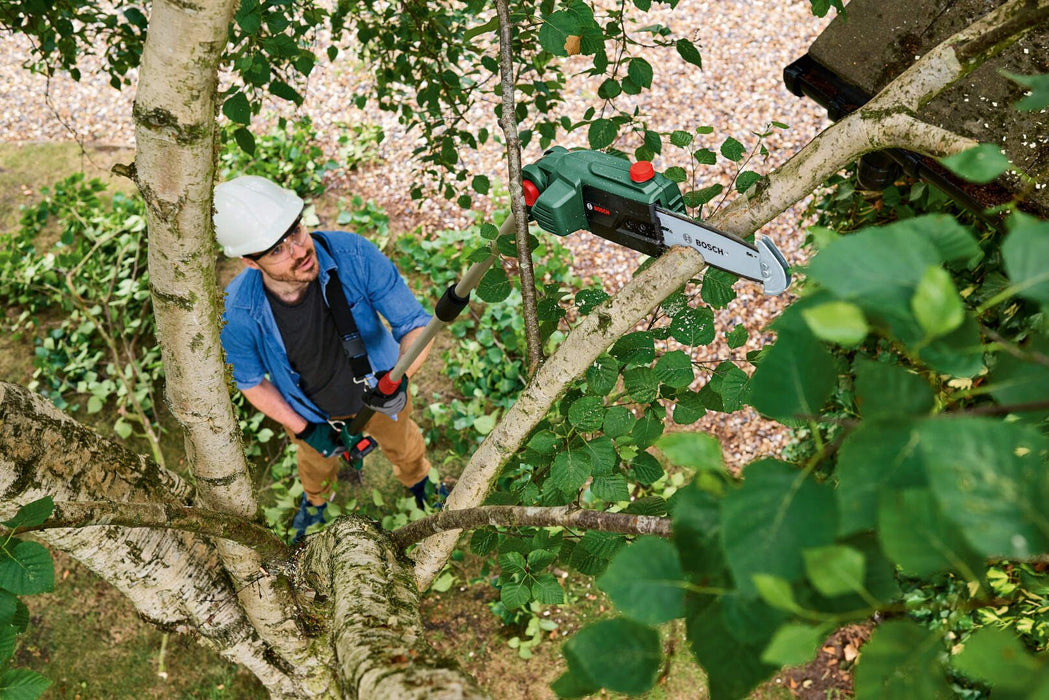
[[364, 370, 408, 416], [295, 422, 345, 458]]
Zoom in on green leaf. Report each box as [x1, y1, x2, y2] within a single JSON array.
[[499, 551, 527, 576], [528, 430, 561, 454], [0, 669, 52, 700], [611, 331, 655, 366], [476, 266, 511, 302], [878, 489, 983, 578], [500, 581, 531, 609], [591, 473, 629, 502], [672, 390, 706, 424], [471, 175, 491, 195], [222, 91, 252, 125], [752, 574, 801, 612], [597, 78, 621, 99], [469, 527, 498, 556], [2, 497, 54, 529], [532, 573, 565, 604], [551, 668, 599, 698], [663, 166, 687, 183], [670, 130, 693, 148], [951, 627, 1044, 691], [233, 127, 256, 156], [801, 301, 869, 347], [675, 38, 703, 69], [700, 268, 737, 309], [735, 170, 762, 194], [0, 625, 16, 665], [853, 358, 934, 419], [627, 58, 653, 89], [722, 460, 838, 594], [623, 367, 659, 403], [571, 531, 626, 575], [602, 406, 635, 438], [538, 10, 579, 56], [686, 596, 778, 698], [657, 432, 723, 472], [940, 143, 1012, 184], [568, 396, 605, 432], [583, 436, 617, 475], [563, 618, 662, 695], [836, 421, 927, 536], [87, 395, 103, 414], [749, 327, 836, 421], [586, 354, 620, 394], [761, 624, 827, 666], [549, 449, 593, 494], [630, 452, 665, 485], [0, 541, 53, 594], [692, 147, 717, 165], [669, 306, 715, 346], [919, 418, 1049, 558], [853, 620, 953, 699], [1003, 70, 1049, 111], [575, 288, 610, 314], [727, 324, 748, 348], [630, 408, 664, 448], [654, 350, 694, 388], [989, 334, 1049, 409], [720, 137, 745, 162], [912, 266, 964, 339], [1002, 216, 1049, 304], [113, 419, 133, 440], [802, 545, 866, 597], [269, 80, 303, 105], [598, 538, 684, 624], [683, 184, 722, 208], [588, 118, 618, 150]]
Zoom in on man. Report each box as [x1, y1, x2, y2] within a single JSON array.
[[214, 175, 438, 542]]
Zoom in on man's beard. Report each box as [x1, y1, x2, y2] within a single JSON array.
[[265, 248, 319, 284]]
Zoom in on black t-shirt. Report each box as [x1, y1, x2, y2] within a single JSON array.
[[265, 280, 364, 417]]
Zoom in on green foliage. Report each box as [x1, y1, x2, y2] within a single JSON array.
[[0, 498, 57, 700], [0, 175, 164, 450], [550, 161, 1049, 697]]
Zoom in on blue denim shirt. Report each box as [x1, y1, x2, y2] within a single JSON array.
[[220, 231, 431, 423]]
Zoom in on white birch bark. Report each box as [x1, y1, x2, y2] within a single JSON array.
[[132, 0, 327, 689]]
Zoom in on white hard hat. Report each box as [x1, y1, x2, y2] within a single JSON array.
[[213, 176, 304, 257]]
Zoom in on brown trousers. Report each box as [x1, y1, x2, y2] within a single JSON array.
[[288, 391, 431, 504]]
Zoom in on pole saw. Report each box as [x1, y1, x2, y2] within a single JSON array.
[[342, 146, 792, 453]]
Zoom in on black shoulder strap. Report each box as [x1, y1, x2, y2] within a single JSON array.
[[312, 233, 373, 378]]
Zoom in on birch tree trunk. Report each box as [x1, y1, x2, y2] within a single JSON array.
[[410, 0, 1048, 589], [131, 0, 327, 691]]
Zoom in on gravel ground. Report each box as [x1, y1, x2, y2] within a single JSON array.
[[0, 1, 835, 467]]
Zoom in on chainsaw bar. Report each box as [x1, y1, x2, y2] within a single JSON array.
[[655, 207, 791, 295]]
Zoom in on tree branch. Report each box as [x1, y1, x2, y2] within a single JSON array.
[[391, 505, 672, 550], [954, 1, 1049, 64], [496, 0, 543, 374], [410, 0, 1048, 590], [11, 501, 289, 566]]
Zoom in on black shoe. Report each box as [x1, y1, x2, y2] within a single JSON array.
[[408, 477, 450, 510], [291, 493, 328, 544]]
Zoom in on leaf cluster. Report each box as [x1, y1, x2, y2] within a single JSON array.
[[0, 498, 56, 699]]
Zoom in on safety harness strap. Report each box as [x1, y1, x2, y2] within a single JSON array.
[[312, 234, 373, 380]]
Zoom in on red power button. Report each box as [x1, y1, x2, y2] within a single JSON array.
[[522, 179, 540, 206], [630, 161, 655, 183]]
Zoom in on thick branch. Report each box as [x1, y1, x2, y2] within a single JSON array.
[[298, 517, 488, 699], [955, 1, 1049, 64], [496, 0, 542, 373], [13, 501, 288, 565], [391, 505, 671, 550], [411, 0, 1047, 590]]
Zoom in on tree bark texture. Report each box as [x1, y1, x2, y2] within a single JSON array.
[[297, 517, 488, 699], [0, 382, 298, 696], [496, 0, 543, 374], [410, 0, 1043, 589], [133, 0, 321, 687], [392, 505, 672, 549]]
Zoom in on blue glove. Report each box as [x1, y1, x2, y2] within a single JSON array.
[[295, 422, 344, 458]]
